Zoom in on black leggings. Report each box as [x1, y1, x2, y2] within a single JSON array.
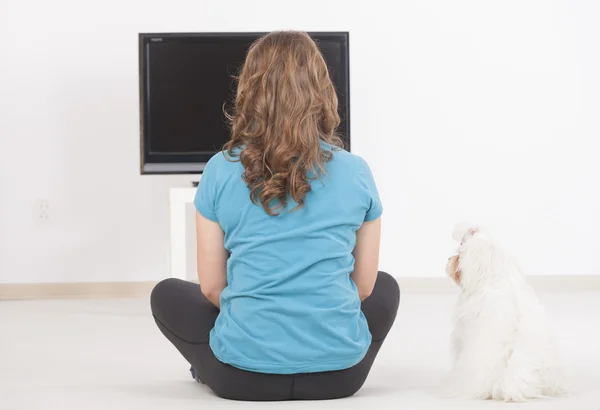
[[150, 271, 400, 401]]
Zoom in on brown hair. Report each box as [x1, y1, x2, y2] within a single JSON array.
[[224, 31, 343, 216]]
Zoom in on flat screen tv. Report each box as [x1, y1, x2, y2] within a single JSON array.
[[139, 32, 350, 174]]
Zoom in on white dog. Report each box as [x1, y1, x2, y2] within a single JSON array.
[[442, 223, 567, 402]]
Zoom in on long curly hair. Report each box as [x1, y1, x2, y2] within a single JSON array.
[[224, 31, 343, 216]]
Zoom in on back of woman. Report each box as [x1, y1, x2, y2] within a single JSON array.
[[151, 31, 400, 401], [198, 142, 380, 373]]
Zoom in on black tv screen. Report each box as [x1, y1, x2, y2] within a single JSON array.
[[139, 32, 350, 174]]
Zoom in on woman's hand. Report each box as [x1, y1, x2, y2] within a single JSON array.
[[196, 211, 228, 308], [351, 217, 382, 301]]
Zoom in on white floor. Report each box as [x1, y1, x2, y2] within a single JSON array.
[[1, 291, 599, 410]]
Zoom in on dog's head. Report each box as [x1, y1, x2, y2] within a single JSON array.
[[447, 222, 500, 290]]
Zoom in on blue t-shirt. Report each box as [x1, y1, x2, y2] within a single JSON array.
[[194, 142, 383, 374]]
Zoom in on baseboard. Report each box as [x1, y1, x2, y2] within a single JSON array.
[[1, 276, 599, 300], [397, 275, 600, 293], [0, 281, 157, 300]]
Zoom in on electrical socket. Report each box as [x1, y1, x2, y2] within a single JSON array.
[[33, 199, 52, 227]]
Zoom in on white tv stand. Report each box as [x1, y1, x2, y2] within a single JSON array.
[[169, 186, 197, 279]]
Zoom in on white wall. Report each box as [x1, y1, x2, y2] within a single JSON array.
[[1, 0, 599, 284]]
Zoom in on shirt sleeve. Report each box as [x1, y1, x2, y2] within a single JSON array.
[[194, 154, 221, 222], [358, 157, 383, 222]]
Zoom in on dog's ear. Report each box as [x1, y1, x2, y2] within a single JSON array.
[[452, 222, 479, 244], [446, 255, 461, 285]]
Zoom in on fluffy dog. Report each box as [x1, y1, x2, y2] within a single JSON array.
[[442, 223, 567, 401]]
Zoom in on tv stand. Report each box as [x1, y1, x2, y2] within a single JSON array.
[[169, 186, 197, 279]]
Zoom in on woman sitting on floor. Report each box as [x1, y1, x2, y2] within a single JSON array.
[[150, 30, 400, 401]]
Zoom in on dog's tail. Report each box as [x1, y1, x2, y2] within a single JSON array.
[[497, 350, 569, 401]]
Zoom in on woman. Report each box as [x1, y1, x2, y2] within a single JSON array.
[[150, 31, 400, 401]]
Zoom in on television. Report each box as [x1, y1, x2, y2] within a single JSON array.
[[139, 32, 350, 174]]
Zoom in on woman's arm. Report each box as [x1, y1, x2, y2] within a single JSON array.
[[351, 217, 382, 301], [195, 211, 228, 308]]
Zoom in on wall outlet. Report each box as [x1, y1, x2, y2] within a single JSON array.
[[33, 199, 52, 227]]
